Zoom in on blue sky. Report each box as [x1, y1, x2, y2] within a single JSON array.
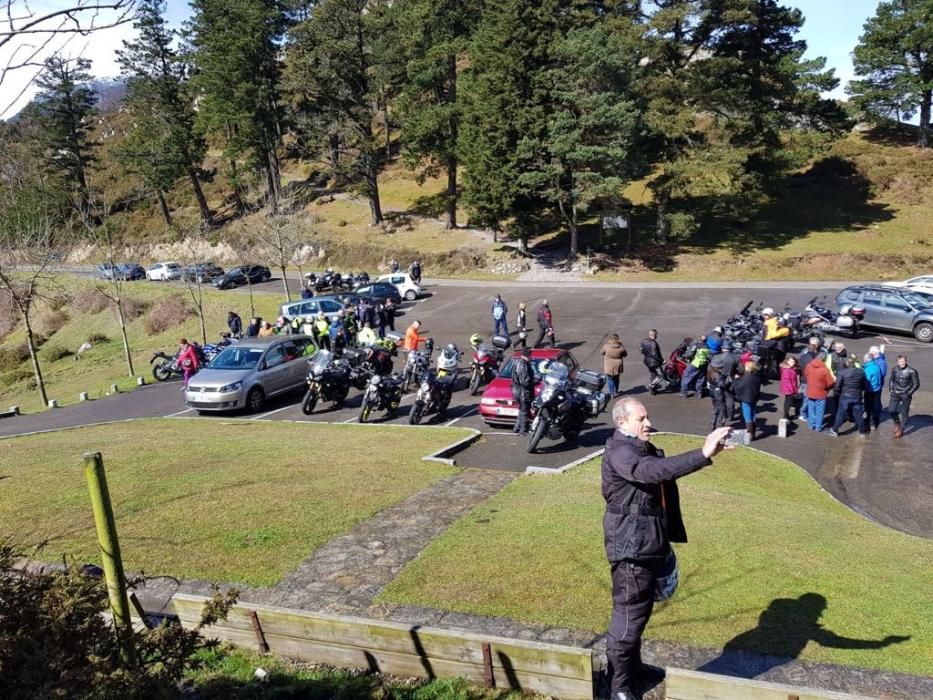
[[0, 0, 883, 116]]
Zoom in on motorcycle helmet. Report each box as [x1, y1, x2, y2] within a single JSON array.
[[425, 338, 435, 352], [469, 333, 482, 348], [761, 307, 774, 316]]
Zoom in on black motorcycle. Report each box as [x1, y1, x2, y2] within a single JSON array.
[[301, 350, 352, 414], [358, 373, 404, 423], [150, 350, 183, 382], [409, 368, 457, 424], [401, 348, 432, 391], [723, 301, 764, 345], [527, 366, 607, 453]]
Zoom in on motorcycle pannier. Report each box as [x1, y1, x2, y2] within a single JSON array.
[[491, 334, 511, 350], [574, 368, 606, 393]]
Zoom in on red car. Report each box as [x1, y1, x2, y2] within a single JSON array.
[[478, 347, 579, 427]]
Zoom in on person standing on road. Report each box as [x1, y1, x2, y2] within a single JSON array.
[[227, 311, 242, 338], [404, 319, 427, 351], [177, 338, 200, 390], [797, 337, 822, 422], [602, 397, 731, 700], [511, 347, 535, 434], [390, 257, 400, 273], [383, 297, 397, 333], [862, 345, 886, 432], [640, 330, 664, 394], [734, 360, 763, 440], [516, 302, 527, 334], [828, 356, 867, 437], [888, 354, 919, 439], [779, 356, 800, 422], [409, 260, 422, 284], [708, 340, 738, 423], [313, 312, 331, 351], [602, 334, 627, 397], [533, 300, 555, 348], [492, 294, 509, 337], [804, 349, 835, 432], [680, 335, 710, 399]]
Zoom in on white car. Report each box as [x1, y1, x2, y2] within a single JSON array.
[[888, 274, 933, 296], [147, 261, 183, 281], [376, 272, 421, 301]]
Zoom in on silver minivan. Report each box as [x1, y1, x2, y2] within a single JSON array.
[[184, 336, 317, 413], [280, 297, 344, 322]]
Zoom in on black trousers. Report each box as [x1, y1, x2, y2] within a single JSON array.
[[533, 326, 555, 348], [513, 391, 531, 433], [889, 394, 912, 426], [864, 389, 882, 428], [607, 560, 657, 694], [709, 386, 728, 430]]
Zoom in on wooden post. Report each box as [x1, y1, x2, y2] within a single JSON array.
[[482, 642, 495, 688], [136, 376, 146, 386], [84, 452, 136, 667], [249, 610, 270, 653]]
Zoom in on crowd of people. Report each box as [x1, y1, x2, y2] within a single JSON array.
[[640, 324, 921, 440]]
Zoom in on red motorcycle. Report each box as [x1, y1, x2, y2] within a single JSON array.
[[468, 334, 510, 395]]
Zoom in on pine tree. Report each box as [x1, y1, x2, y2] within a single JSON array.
[[284, 0, 386, 225], [395, 0, 479, 229], [848, 0, 933, 148], [32, 56, 97, 221], [117, 0, 213, 226], [188, 0, 285, 209]]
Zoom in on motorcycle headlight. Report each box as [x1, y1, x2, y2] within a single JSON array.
[[219, 381, 243, 393], [541, 386, 556, 402], [421, 382, 431, 391]]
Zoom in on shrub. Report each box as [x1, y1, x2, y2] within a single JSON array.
[[143, 296, 194, 336], [0, 290, 15, 340], [35, 310, 68, 338], [120, 297, 150, 321], [70, 288, 110, 314], [44, 346, 73, 362], [0, 367, 32, 388], [0, 342, 31, 371], [87, 332, 110, 344]]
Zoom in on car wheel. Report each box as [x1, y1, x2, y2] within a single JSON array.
[[263, 273, 271, 282], [404, 290, 417, 301], [914, 322, 933, 343], [245, 387, 265, 413]]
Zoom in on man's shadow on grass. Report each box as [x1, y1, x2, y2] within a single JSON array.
[[698, 593, 909, 679]]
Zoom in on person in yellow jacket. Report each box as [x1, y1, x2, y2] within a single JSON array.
[[762, 308, 790, 341], [313, 311, 331, 351], [760, 308, 790, 379]]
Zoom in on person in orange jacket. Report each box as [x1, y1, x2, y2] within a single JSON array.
[[403, 319, 427, 351]]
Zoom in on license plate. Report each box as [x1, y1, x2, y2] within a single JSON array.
[[496, 407, 518, 416]]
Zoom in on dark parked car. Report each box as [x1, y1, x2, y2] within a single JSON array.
[[351, 282, 402, 305], [212, 264, 272, 290], [183, 262, 224, 283], [97, 263, 145, 281], [835, 284, 933, 342]]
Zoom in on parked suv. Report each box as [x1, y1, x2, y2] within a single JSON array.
[[835, 285, 933, 342], [185, 335, 317, 413]]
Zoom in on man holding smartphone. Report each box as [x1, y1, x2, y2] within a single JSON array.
[[602, 398, 731, 699]]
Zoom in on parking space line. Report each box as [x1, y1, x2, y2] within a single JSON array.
[[164, 408, 195, 417], [252, 405, 296, 421], [444, 407, 477, 427]]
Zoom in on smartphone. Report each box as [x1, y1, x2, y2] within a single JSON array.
[[723, 429, 745, 447]]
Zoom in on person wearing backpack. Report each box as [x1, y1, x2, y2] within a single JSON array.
[[492, 294, 509, 337], [511, 347, 535, 434], [680, 335, 709, 399]]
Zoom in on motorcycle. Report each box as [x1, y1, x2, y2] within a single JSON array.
[[401, 347, 433, 391], [409, 368, 458, 424], [527, 364, 607, 453], [342, 347, 375, 390], [802, 297, 863, 339], [648, 347, 689, 394], [358, 373, 404, 423], [468, 335, 509, 395], [301, 350, 352, 414], [723, 301, 764, 345], [150, 350, 183, 382]]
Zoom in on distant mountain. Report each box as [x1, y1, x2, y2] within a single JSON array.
[[89, 79, 127, 113]]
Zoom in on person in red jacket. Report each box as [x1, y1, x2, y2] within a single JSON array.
[[803, 350, 834, 432], [779, 356, 800, 421], [177, 338, 200, 390]]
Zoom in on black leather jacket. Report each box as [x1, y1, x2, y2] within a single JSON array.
[[640, 338, 663, 368], [834, 367, 866, 399], [889, 365, 920, 397], [601, 433, 711, 565]]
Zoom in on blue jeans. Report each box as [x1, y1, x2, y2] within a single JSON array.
[[494, 317, 508, 337], [680, 364, 704, 396], [799, 383, 809, 417], [740, 401, 756, 424], [807, 398, 826, 431], [834, 396, 865, 433], [606, 374, 619, 396]]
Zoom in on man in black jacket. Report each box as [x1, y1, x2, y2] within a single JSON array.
[[828, 356, 866, 436], [889, 354, 920, 438], [602, 398, 731, 699], [510, 347, 535, 434], [640, 329, 665, 394], [227, 311, 242, 338]]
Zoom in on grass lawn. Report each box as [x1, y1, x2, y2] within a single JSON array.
[[378, 435, 933, 676], [0, 277, 289, 414], [189, 645, 533, 699], [0, 419, 466, 586]]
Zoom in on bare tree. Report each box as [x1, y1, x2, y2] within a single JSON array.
[[1, 1, 138, 116], [86, 214, 135, 377], [256, 213, 302, 302], [0, 207, 69, 407], [176, 233, 209, 347]]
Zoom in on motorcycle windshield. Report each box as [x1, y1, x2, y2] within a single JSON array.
[[309, 349, 333, 374], [543, 363, 569, 386]]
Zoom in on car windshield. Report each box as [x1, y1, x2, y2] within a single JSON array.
[[208, 346, 264, 370], [497, 357, 556, 380], [901, 292, 931, 309]]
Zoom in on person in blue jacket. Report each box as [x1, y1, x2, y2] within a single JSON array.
[[862, 344, 886, 432]]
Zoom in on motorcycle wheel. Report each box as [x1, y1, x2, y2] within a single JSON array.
[[469, 369, 481, 395], [409, 402, 424, 425], [152, 363, 171, 382], [301, 390, 318, 415], [358, 399, 372, 423], [564, 430, 580, 443], [527, 418, 548, 454], [402, 367, 413, 391]]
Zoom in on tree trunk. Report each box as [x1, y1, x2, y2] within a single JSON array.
[[329, 133, 340, 170], [570, 203, 579, 258], [919, 89, 931, 149], [229, 160, 246, 215], [280, 265, 291, 301], [246, 275, 256, 319], [116, 300, 135, 377], [382, 91, 392, 160], [445, 156, 458, 230], [363, 145, 383, 225], [188, 167, 213, 226], [23, 315, 48, 406], [156, 190, 172, 226], [656, 192, 670, 246]]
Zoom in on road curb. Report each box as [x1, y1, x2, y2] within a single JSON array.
[[526, 448, 606, 475], [422, 429, 482, 466]]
